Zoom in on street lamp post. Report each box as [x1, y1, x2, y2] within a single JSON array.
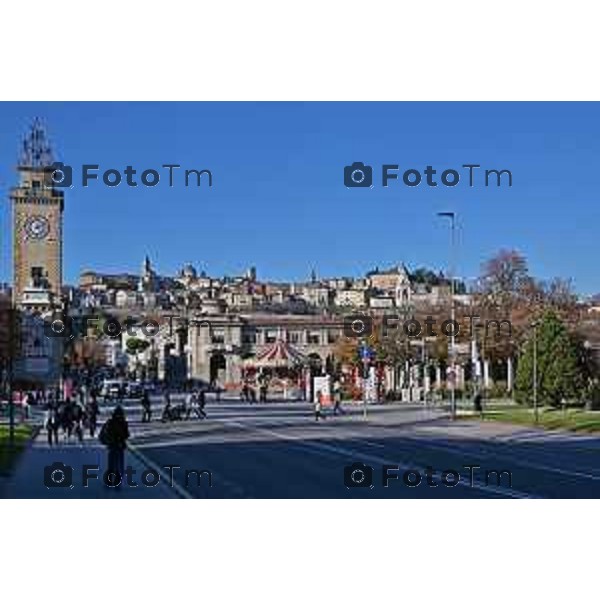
[[532, 321, 539, 424], [438, 211, 457, 420], [7, 308, 17, 447], [583, 340, 592, 410]]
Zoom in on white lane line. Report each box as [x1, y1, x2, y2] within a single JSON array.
[[128, 443, 194, 499], [129, 441, 248, 498], [398, 433, 600, 483], [223, 419, 534, 499]]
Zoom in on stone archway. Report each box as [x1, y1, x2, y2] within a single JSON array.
[[210, 352, 227, 385]]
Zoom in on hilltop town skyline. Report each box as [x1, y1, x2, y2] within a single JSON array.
[[1, 102, 599, 294]]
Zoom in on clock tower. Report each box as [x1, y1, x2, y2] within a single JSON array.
[[11, 120, 64, 306]]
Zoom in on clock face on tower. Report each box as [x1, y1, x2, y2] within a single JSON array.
[[24, 215, 50, 241]]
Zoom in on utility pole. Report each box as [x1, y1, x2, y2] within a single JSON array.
[[421, 338, 428, 409], [7, 308, 17, 447], [438, 212, 457, 419], [532, 320, 539, 424], [359, 341, 371, 420]]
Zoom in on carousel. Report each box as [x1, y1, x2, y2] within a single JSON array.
[[241, 338, 307, 399]]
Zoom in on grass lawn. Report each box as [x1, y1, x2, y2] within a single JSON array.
[[0, 424, 34, 475], [463, 406, 600, 433]]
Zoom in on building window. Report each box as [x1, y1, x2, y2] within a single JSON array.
[[308, 331, 320, 344], [242, 331, 257, 344], [265, 329, 277, 343], [212, 329, 225, 344], [288, 331, 300, 344], [328, 330, 339, 344]]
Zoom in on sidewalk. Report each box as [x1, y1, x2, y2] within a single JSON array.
[[1, 430, 187, 499]]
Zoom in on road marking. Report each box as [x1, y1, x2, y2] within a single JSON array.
[[128, 443, 194, 499], [398, 433, 600, 483], [223, 418, 535, 498], [129, 440, 248, 498]]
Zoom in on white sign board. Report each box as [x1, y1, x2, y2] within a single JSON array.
[[313, 375, 332, 406]]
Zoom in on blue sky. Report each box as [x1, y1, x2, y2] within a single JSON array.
[[0, 102, 598, 294]]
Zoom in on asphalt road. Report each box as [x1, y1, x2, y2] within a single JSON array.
[[116, 396, 600, 498]]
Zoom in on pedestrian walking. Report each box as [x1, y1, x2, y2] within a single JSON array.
[[72, 400, 84, 442], [86, 397, 99, 437], [187, 390, 200, 419], [45, 401, 59, 446], [184, 389, 193, 420], [22, 393, 31, 421], [315, 390, 325, 422], [240, 383, 248, 402], [141, 389, 152, 423], [259, 382, 268, 403], [474, 392, 483, 417], [59, 399, 74, 442], [332, 380, 344, 416], [198, 389, 207, 419], [99, 405, 130, 487], [161, 391, 173, 422]]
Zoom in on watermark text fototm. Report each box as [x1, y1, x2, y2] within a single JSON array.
[[344, 162, 512, 188], [43, 313, 213, 340], [44, 162, 213, 189], [44, 461, 213, 490], [343, 314, 512, 339], [344, 462, 512, 489]]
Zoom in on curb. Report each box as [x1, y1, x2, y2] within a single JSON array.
[[128, 442, 194, 499]]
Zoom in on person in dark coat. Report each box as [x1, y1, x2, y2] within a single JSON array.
[[198, 389, 207, 419], [86, 397, 99, 437], [474, 392, 483, 416], [100, 405, 130, 486], [141, 389, 152, 422], [45, 401, 59, 446], [60, 399, 74, 442], [72, 400, 84, 442]]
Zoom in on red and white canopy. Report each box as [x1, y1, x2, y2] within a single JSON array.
[[249, 339, 306, 368]]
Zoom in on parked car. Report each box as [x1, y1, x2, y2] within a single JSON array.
[[100, 379, 125, 399]]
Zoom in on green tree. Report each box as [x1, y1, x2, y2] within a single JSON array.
[[126, 337, 150, 355], [515, 311, 584, 407], [126, 337, 150, 378]]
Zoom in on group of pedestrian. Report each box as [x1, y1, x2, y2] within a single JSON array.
[[44, 395, 100, 446], [184, 389, 207, 420], [157, 389, 208, 422], [240, 380, 269, 403], [314, 379, 344, 422], [240, 382, 257, 403]]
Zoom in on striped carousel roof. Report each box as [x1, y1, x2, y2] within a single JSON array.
[[250, 339, 306, 368]]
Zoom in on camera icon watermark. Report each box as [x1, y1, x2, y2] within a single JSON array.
[[43, 314, 75, 340], [344, 462, 513, 490], [344, 462, 374, 488], [42, 462, 213, 491], [44, 462, 74, 488], [343, 315, 373, 338], [44, 162, 73, 188], [344, 162, 373, 188]]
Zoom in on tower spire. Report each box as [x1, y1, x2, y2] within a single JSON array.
[[18, 118, 54, 168]]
